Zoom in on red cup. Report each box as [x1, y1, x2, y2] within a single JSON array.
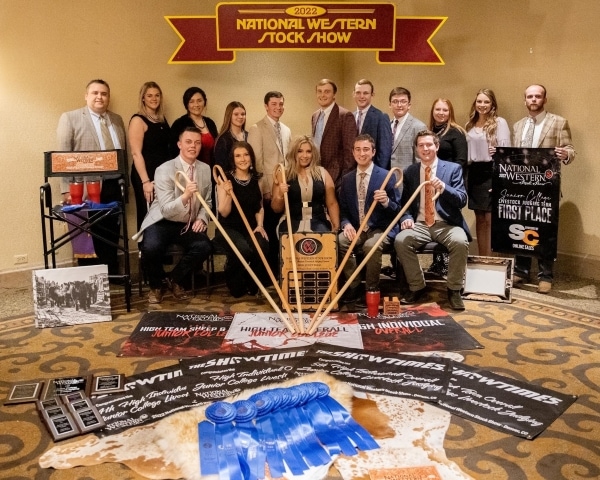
[[69, 181, 84, 204], [366, 290, 380, 317], [86, 180, 102, 203]]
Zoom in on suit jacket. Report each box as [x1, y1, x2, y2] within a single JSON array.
[[311, 103, 357, 187], [358, 105, 393, 169], [513, 112, 576, 163], [57, 107, 127, 192], [133, 157, 212, 242], [339, 164, 401, 240], [390, 114, 427, 171], [247, 115, 291, 193], [400, 159, 472, 241]]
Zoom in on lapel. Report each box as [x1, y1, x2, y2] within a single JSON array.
[[538, 113, 554, 145], [322, 103, 338, 138], [263, 116, 282, 155]]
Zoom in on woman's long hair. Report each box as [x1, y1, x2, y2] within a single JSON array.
[[137, 81, 165, 122], [285, 135, 322, 182], [428, 98, 466, 137], [465, 88, 500, 143]]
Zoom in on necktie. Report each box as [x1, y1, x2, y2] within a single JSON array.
[[358, 172, 367, 224], [181, 164, 195, 234], [99, 115, 115, 150], [522, 117, 536, 148], [424, 166, 435, 227], [392, 119, 399, 138], [356, 110, 363, 133], [314, 111, 324, 147], [275, 121, 284, 155]]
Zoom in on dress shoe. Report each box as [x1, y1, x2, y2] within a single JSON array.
[[447, 288, 465, 310], [537, 280, 552, 294], [400, 287, 426, 305], [171, 282, 190, 300], [512, 274, 527, 286], [148, 287, 164, 304]]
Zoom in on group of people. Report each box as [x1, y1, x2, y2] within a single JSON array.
[[57, 78, 574, 309]]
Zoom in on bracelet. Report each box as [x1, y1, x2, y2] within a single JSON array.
[[142, 180, 151, 184]]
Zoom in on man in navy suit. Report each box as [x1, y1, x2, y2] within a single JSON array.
[[338, 134, 401, 304], [394, 130, 471, 310], [353, 79, 393, 169]]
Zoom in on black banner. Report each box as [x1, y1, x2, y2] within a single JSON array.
[[438, 362, 577, 439], [293, 343, 452, 403], [492, 147, 561, 257]]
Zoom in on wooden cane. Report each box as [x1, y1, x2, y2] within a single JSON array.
[[272, 164, 304, 333], [307, 167, 403, 333], [212, 165, 298, 332], [308, 182, 441, 334], [174, 171, 297, 334]]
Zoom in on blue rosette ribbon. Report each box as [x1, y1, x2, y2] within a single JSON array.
[[205, 401, 244, 480]]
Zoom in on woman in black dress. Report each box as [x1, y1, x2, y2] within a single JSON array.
[[128, 81, 171, 229], [271, 135, 339, 235], [214, 101, 248, 170], [428, 98, 468, 276], [215, 141, 269, 297]]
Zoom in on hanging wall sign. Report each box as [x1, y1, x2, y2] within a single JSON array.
[[166, 2, 446, 64]]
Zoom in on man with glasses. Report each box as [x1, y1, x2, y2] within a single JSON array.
[[389, 87, 427, 172]]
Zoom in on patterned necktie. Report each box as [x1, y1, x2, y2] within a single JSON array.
[[181, 164, 195, 234], [522, 117, 536, 148], [358, 172, 367, 224], [314, 110, 325, 147], [392, 119, 398, 138], [275, 121, 284, 155], [99, 115, 115, 150], [356, 110, 363, 133], [424, 166, 435, 227]]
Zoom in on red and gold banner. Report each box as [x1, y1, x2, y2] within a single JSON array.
[[166, 2, 446, 64]]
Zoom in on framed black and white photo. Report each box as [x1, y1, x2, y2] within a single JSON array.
[[33, 265, 111, 328], [462, 256, 514, 303]]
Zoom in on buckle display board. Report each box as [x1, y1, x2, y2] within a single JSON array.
[[280, 232, 338, 311]]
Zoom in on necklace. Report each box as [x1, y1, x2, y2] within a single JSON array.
[[233, 173, 251, 186], [147, 113, 159, 122], [193, 117, 206, 130]]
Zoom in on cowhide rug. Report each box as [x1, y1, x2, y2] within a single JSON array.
[[39, 371, 472, 480]]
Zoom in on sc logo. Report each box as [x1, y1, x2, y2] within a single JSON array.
[[508, 224, 539, 246]]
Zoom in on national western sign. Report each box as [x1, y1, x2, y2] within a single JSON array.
[[166, 2, 446, 64]]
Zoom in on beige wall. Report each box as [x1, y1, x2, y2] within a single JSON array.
[[1, 0, 598, 279]]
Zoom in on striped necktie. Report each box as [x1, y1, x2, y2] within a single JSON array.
[[99, 115, 115, 150]]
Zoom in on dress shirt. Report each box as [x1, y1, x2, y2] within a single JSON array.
[[392, 114, 409, 142], [89, 108, 121, 149], [320, 102, 335, 128], [355, 105, 371, 133]]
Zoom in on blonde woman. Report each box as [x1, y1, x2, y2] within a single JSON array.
[[128, 81, 170, 228], [271, 135, 339, 235]]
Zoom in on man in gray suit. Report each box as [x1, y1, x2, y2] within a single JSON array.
[[57, 79, 127, 276], [248, 91, 291, 274], [134, 127, 213, 304], [388, 87, 427, 173]]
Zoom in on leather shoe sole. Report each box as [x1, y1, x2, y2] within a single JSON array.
[[400, 288, 426, 305], [537, 281, 552, 294], [447, 289, 465, 310]]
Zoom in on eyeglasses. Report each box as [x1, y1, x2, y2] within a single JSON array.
[[390, 99, 410, 105]]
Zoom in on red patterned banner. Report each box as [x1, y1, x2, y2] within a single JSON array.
[[166, 3, 446, 64]]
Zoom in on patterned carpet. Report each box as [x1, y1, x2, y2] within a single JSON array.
[[1, 279, 599, 480]]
